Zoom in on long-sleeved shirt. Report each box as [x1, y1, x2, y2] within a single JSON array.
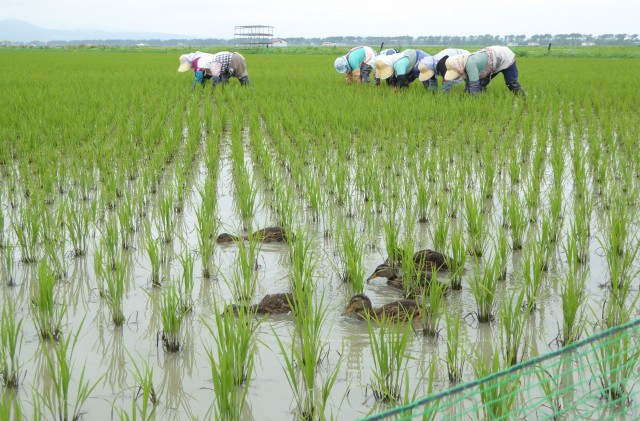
[[465, 46, 516, 83], [344, 46, 377, 71], [389, 49, 419, 77]]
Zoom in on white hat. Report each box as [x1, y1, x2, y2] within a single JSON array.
[[375, 56, 394, 80], [178, 54, 192, 72], [418, 63, 435, 81]]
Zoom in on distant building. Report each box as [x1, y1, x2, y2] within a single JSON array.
[[271, 38, 288, 47], [527, 42, 539, 46], [581, 42, 596, 46], [322, 42, 338, 47], [507, 42, 519, 47]]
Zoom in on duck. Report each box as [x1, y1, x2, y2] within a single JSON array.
[[225, 292, 296, 315], [412, 249, 450, 271], [341, 294, 423, 322], [366, 264, 433, 291], [216, 233, 241, 244], [216, 226, 293, 244]]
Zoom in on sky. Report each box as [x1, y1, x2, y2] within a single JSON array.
[[1, 0, 639, 39]]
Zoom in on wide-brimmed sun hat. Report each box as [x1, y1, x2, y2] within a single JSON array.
[[375, 57, 394, 80], [178, 54, 192, 72], [444, 58, 461, 81], [334, 56, 350, 73], [418, 63, 435, 81]]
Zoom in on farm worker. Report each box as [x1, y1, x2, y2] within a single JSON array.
[[371, 48, 398, 86], [374, 49, 429, 90], [178, 51, 250, 89], [334, 46, 377, 84], [443, 46, 526, 96], [417, 48, 469, 93]]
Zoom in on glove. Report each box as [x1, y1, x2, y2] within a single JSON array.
[[353, 69, 362, 85], [442, 80, 453, 93], [396, 75, 409, 89], [479, 76, 492, 88], [374, 77, 381, 86], [239, 76, 251, 86], [468, 80, 484, 95], [427, 79, 438, 92], [345, 72, 353, 85], [194, 70, 204, 84]]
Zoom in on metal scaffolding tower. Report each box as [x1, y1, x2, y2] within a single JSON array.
[[233, 25, 274, 46]]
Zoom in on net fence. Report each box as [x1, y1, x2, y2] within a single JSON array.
[[361, 317, 640, 421]]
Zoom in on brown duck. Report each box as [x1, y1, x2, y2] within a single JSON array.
[[226, 292, 296, 315], [366, 265, 432, 291], [216, 226, 292, 244], [342, 294, 423, 322], [412, 249, 449, 271]]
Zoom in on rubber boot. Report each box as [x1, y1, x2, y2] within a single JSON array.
[[507, 80, 526, 96]]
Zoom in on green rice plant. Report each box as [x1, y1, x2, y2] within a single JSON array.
[[0, 299, 23, 388], [415, 178, 431, 223], [230, 235, 260, 302], [444, 311, 465, 384], [43, 236, 67, 281], [559, 264, 588, 346], [304, 171, 323, 221], [534, 360, 567, 420], [195, 181, 217, 279], [399, 240, 420, 299], [499, 289, 529, 366], [366, 314, 413, 403], [120, 354, 158, 420], [39, 320, 103, 421], [522, 243, 545, 312], [205, 300, 258, 386], [469, 257, 498, 323], [0, 392, 22, 419], [548, 186, 563, 243], [144, 228, 162, 287], [524, 173, 541, 221], [432, 198, 449, 254], [383, 217, 401, 268], [155, 284, 186, 353], [178, 249, 195, 313], [31, 262, 65, 342], [471, 350, 520, 420], [447, 226, 467, 291], [2, 240, 16, 286], [464, 192, 486, 257], [65, 195, 91, 257], [233, 166, 258, 230], [496, 228, 509, 281], [507, 145, 521, 185], [507, 193, 527, 251], [117, 191, 136, 250], [419, 269, 446, 337], [12, 203, 40, 264], [157, 191, 174, 243], [335, 222, 365, 295], [104, 261, 126, 327], [173, 164, 187, 213]]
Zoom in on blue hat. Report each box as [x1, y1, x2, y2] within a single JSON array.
[[334, 56, 350, 73]]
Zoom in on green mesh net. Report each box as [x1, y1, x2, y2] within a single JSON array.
[[361, 318, 640, 420]]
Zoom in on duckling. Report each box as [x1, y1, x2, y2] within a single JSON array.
[[226, 293, 296, 315], [342, 294, 423, 322]]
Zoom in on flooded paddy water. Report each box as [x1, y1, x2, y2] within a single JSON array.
[[1, 51, 639, 420]]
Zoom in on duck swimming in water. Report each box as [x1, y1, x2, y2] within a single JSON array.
[[225, 292, 296, 315], [342, 294, 423, 322]]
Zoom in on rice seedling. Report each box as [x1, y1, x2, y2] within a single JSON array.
[[2, 240, 17, 286], [499, 289, 529, 366], [419, 269, 446, 338], [233, 166, 259, 230], [0, 299, 24, 388], [335, 222, 365, 295], [471, 350, 520, 420], [120, 354, 158, 420], [534, 361, 567, 420], [447, 226, 467, 291], [177, 249, 195, 313], [464, 192, 486, 257], [495, 228, 509, 281], [65, 195, 91, 257], [38, 319, 103, 421], [12, 203, 40, 264], [444, 311, 465, 384], [157, 191, 175, 243], [559, 264, 588, 346], [431, 198, 449, 254], [43, 236, 67, 281], [522, 243, 545, 312], [31, 262, 65, 342], [230, 235, 260, 302], [469, 257, 498, 323], [383, 217, 401, 268], [144, 228, 162, 287], [117, 191, 136, 250], [548, 186, 563, 243], [366, 314, 413, 403], [104, 261, 126, 327], [507, 193, 527, 251], [155, 284, 186, 353]]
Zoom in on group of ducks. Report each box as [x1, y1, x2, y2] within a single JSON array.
[[219, 226, 451, 323]]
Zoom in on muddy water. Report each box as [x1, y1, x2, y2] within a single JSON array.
[[0, 147, 637, 421]]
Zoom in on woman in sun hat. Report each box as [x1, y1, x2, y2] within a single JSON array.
[[444, 46, 525, 95], [417, 48, 469, 92], [178, 51, 250, 88], [371, 48, 398, 85], [334, 46, 377, 84], [374, 49, 429, 90]]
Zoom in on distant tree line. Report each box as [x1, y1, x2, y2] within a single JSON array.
[[28, 33, 640, 47]]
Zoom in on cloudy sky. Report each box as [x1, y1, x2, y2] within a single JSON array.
[[2, 0, 638, 38]]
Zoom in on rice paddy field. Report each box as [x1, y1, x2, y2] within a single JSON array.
[[0, 47, 639, 420]]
